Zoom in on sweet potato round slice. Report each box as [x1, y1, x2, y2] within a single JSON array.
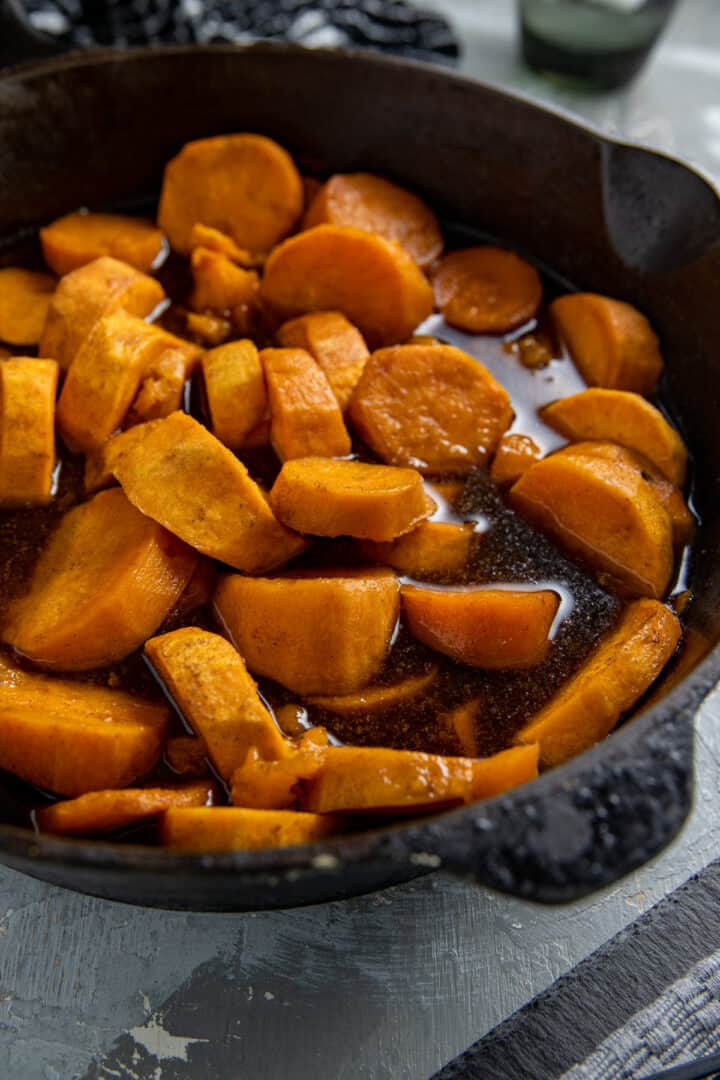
[[36, 781, 216, 836], [550, 293, 663, 393], [348, 344, 513, 471], [0, 358, 58, 507], [269, 458, 434, 541], [358, 521, 475, 574], [40, 211, 166, 276], [490, 433, 542, 486], [158, 133, 303, 255], [214, 569, 400, 696], [202, 340, 267, 451], [160, 807, 343, 851], [261, 224, 434, 348], [402, 586, 559, 669], [0, 268, 56, 345], [3, 487, 197, 671], [510, 443, 675, 597], [261, 348, 352, 460], [514, 599, 681, 767], [541, 388, 687, 485], [276, 311, 369, 411], [431, 246, 542, 333], [303, 172, 443, 268]]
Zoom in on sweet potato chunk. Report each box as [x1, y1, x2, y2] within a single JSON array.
[[269, 458, 434, 541], [303, 172, 443, 269], [161, 806, 343, 851], [261, 224, 434, 348], [359, 522, 475, 574], [348, 344, 513, 471], [39, 256, 165, 371], [3, 488, 197, 670], [188, 223, 262, 267], [514, 599, 681, 767], [431, 246, 542, 333], [261, 348, 352, 460], [307, 667, 438, 714], [276, 311, 369, 411], [214, 569, 400, 695], [231, 729, 329, 810], [551, 293, 663, 393], [402, 586, 559, 669], [0, 663, 168, 795], [509, 443, 675, 597], [158, 134, 303, 255], [0, 268, 56, 345], [40, 211, 166, 275], [145, 628, 287, 779], [127, 329, 201, 426], [113, 411, 308, 572], [83, 419, 163, 493], [0, 358, 58, 506], [189, 247, 260, 334], [165, 735, 211, 779], [490, 433, 542, 486], [36, 781, 216, 836], [185, 311, 232, 346], [541, 389, 687, 485], [202, 340, 267, 450]]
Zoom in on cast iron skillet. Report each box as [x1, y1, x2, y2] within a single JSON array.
[[1, 26, 720, 910]]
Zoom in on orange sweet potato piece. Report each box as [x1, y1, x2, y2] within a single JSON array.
[[349, 344, 513, 471], [276, 311, 369, 411], [214, 569, 400, 696], [3, 487, 197, 670], [36, 781, 215, 836], [189, 247, 260, 334], [188, 223, 262, 267], [470, 743, 539, 799], [83, 419, 164, 493], [303, 172, 443, 269], [230, 728, 329, 810], [261, 224, 434, 348], [202, 340, 267, 450], [269, 458, 434, 541], [160, 806, 343, 851], [0, 268, 56, 345], [127, 329, 201, 426], [551, 293, 663, 393], [509, 443, 675, 597], [165, 735, 211, 779], [0, 662, 168, 795], [541, 388, 687, 485], [39, 256, 165, 371], [514, 599, 681, 767], [359, 521, 475, 574], [113, 411, 308, 572], [184, 311, 232, 346], [145, 628, 287, 779], [0, 358, 58, 506], [490, 433, 542, 486], [307, 667, 438, 714], [431, 246, 542, 333], [158, 134, 303, 255], [440, 699, 481, 757], [40, 211, 166, 276], [261, 348, 352, 460], [402, 586, 559, 668]]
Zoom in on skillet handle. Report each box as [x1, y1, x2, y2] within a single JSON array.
[[0, 0, 66, 67]]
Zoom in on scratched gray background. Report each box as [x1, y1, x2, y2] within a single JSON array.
[[1, 2, 719, 1077]]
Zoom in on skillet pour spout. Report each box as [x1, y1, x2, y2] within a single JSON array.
[[0, 43, 719, 910]]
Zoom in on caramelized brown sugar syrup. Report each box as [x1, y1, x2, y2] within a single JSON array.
[[0, 219, 697, 834]]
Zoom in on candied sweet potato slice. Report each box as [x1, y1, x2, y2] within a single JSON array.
[[303, 172, 443, 269], [261, 348, 352, 460], [269, 458, 434, 541], [185, 311, 232, 346], [160, 806, 343, 851], [39, 256, 165, 371], [514, 599, 681, 767], [0, 268, 56, 345], [402, 586, 559, 669], [165, 735, 211, 779], [261, 224, 434, 348], [348, 344, 513, 471], [3, 487, 197, 670], [276, 311, 369, 411], [541, 388, 687, 485], [431, 246, 542, 333], [189, 247, 260, 334], [0, 662, 168, 796], [214, 569, 400, 696], [158, 134, 303, 255], [307, 667, 438, 714], [113, 411, 308, 572], [0, 358, 58, 507], [36, 781, 216, 836], [84, 418, 163, 493], [231, 729, 329, 810], [509, 443, 675, 597], [490, 433, 542, 486], [551, 293, 663, 393], [188, 223, 261, 266], [40, 211, 166, 276], [359, 521, 475, 574], [145, 628, 287, 779], [202, 340, 267, 450]]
